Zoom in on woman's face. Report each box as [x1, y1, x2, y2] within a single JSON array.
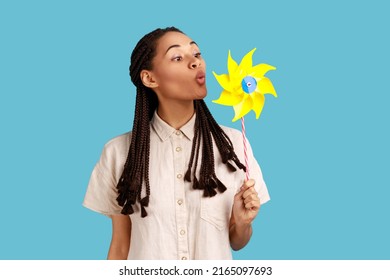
[[145, 32, 207, 102]]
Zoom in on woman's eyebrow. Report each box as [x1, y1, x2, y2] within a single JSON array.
[[165, 41, 198, 54]]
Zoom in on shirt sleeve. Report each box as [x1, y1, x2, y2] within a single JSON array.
[[226, 127, 270, 205], [246, 137, 270, 205], [82, 140, 124, 217]]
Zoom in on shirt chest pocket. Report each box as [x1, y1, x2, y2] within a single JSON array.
[[200, 188, 235, 231]]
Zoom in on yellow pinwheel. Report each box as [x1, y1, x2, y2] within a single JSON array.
[[212, 48, 277, 122]]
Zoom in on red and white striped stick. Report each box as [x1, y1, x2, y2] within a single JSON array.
[[241, 117, 249, 181]]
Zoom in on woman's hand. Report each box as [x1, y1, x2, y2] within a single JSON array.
[[229, 179, 260, 250], [232, 179, 260, 226]]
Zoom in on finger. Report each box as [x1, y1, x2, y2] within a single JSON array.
[[235, 179, 255, 199], [244, 193, 260, 205], [244, 200, 261, 211], [246, 179, 255, 187], [242, 179, 255, 190], [242, 186, 258, 200]]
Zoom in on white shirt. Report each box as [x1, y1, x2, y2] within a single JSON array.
[[83, 111, 270, 260]]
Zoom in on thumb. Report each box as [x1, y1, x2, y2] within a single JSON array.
[[234, 179, 255, 201]]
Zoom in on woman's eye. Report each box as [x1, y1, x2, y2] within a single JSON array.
[[195, 52, 202, 58], [172, 56, 182, 61]]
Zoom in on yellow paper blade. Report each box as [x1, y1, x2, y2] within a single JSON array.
[[237, 48, 256, 76], [212, 72, 232, 92], [256, 77, 277, 97], [227, 50, 238, 75], [213, 90, 244, 106], [250, 63, 276, 77], [251, 92, 265, 119], [232, 95, 253, 122]]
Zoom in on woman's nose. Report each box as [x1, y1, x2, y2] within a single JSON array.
[[189, 59, 201, 69]]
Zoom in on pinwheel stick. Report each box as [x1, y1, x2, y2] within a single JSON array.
[[241, 117, 249, 181]]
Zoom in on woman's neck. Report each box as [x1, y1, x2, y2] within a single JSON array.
[[157, 100, 195, 129]]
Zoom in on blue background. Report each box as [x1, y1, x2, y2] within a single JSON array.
[[1, 0, 389, 259]]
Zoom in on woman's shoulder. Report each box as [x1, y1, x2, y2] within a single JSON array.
[[101, 131, 132, 157], [105, 131, 132, 145]]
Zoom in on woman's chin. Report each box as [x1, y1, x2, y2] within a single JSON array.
[[195, 88, 207, 100]]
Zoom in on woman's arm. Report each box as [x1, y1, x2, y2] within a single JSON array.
[[229, 213, 253, 251], [107, 214, 131, 260]]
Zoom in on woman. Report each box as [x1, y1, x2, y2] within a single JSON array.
[[83, 27, 270, 260]]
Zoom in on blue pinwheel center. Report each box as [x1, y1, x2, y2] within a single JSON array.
[[241, 76, 257, 93]]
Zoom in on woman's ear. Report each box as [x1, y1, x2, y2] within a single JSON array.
[[140, 70, 158, 88]]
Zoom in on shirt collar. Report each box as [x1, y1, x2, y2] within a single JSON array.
[[151, 110, 195, 142]]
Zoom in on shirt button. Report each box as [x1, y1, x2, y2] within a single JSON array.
[[177, 199, 183, 205], [181, 257, 187, 260], [177, 174, 183, 179], [180, 230, 186, 235], [176, 131, 181, 136], [175, 147, 182, 152]]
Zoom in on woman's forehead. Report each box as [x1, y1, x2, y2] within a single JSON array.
[[156, 32, 196, 52]]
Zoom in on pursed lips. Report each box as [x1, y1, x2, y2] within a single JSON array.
[[196, 70, 206, 85]]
